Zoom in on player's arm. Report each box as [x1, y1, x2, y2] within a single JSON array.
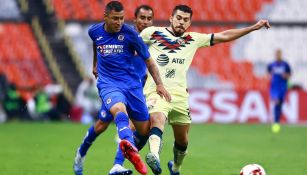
[[212, 19, 270, 45], [92, 43, 98, 79], [145, 58, 172, 102], [282, 63, 291, 80]]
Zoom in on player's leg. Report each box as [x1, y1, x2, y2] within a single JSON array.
[[167, 100, 191, 175], [168, 124, 190, 175], [270, 89, 283, 133], [110, 121, 136, 175], [108, 89, 147, 175], [145, 92, 171, 174], [73, 105, 112, 175]]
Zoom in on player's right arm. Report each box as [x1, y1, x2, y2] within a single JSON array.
[[145, 57, 171, 102], [92, 43, 98, 79], [88, 24, 100, 79], [133, 26, 171, 102]]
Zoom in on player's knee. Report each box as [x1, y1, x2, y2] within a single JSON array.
[[110, 103, 127, 116], [150, 113, 166, 127], [94, 120, 109, 134]]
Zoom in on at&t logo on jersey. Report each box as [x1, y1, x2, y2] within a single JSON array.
[[157, 54, 169, 66], [172, 58, 185, 64], [97, 44, 124, 55]]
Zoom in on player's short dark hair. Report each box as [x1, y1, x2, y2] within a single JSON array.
[[172, 5, 193, 18], [134, 5, 154, 18], [105, 1, 124, 14]]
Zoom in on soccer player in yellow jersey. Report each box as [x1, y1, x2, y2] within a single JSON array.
[[140, 5, 270, 175]]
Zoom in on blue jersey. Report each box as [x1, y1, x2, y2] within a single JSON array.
[[88, 23, 150, 89], [132, 54, 147, 87], [268, 60, 291, 92]]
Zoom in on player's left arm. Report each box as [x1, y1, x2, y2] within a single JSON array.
[[282, 63, 291, 79], [212, 19, 270, 45]]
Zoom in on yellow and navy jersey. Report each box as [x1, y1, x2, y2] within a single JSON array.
[[140, 26, 213, 97]]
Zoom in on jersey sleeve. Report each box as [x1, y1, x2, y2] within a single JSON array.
[[267, 64, 272, 73], [191, 32, 213, 48], [129, 29, 151, 60], [88, 25, 95, 41], [285, 62, 291, 74]]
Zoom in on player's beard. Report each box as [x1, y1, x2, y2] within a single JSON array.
[[171, 25, 185, 37]]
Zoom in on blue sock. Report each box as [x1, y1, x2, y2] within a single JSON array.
[[274, 103, 282, 123], [79, 126, 98, 157], [114, 144, 125, 165], [134, 131, 149, 151], [114, 112, 135, 145]]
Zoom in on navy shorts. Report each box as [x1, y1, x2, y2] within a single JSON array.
[[98, 87, 149, 122]]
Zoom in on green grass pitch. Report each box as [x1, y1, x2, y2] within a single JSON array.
[[0, 122, 306, 175]]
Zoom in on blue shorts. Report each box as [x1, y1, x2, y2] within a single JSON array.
[[98, 87, 149, 122], [270, 89, 287, 102]]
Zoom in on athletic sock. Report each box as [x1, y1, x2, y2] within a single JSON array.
[[79, 125, 98, 157], [114, 112, 135, 145], [274, 103, 282, 123], [114, 144, 125, 165], [172, 142, 188, 173], [148, 127, 163, 159]]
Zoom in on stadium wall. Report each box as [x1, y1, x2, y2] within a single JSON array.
[[189, 89, 307, 124]]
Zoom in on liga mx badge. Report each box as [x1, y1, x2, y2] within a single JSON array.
[[118, 34, 124, 41]]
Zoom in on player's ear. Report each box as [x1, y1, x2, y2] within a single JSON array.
[[169, 15, 173, 23], [104, 12, 108, 19]]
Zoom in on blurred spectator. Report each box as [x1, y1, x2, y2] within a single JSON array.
[[33, 86, 60, 121], [74, 77, 101, 123], [3, 83, 30, 121], [56, 92, 71, 120], [0, 72, 9, 102], [0, 72, 9, 122]]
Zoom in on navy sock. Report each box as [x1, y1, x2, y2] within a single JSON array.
[[274, 103, 282, 123], [174, 142, 188, 152], [114, 112, 135, 145], [114, 143, 125, 165], [79, 125, 98, 157], [134, 131, 149, 151], [149, 127, 163, 138]]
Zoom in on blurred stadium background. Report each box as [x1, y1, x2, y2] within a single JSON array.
[[0, 0, 306, 124], [1, 0, 307, 175]]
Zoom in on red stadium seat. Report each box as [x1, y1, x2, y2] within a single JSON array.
[[0, 23, 53, 99]]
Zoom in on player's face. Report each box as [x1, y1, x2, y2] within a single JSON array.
[[134, 8, 153, 32], [104, 10, 124, 33], [276, 49, 282, 61], [170, 10, 191, 36]]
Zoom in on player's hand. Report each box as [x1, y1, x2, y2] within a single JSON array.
[[92, 67, 98, 79], [254, 19, 271, 30], [156, 84, 172, 102], [282, 73, 290, 79]]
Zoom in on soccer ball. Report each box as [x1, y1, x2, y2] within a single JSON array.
[[240, 164, 266, 175]]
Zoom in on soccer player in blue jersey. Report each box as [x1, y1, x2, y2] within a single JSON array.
[[268, 49, 291, 133], [73, 1, 170, 175], [109, 5, 155, 175]]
